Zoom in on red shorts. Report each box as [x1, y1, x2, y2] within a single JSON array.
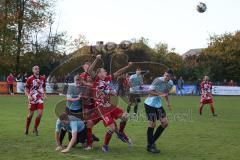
[[29, 103, 44, 111], [101, 107, 123, 127], [201, 99, 213, 104], [84, 105, 123, 127]]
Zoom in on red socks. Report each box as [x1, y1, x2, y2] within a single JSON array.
[[119, 121, 126, 133], [26, 116, 32, 131], [199, 106, 203, 115], [34, 116, 41, 130], [199, 105, 215, 115], [104, 130, 113, 145], [87, 128, 93, 146]]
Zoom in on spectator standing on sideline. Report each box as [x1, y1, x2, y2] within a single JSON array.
[[23, 73, 28, 83], [172, 76, 177, 85], [222, 79, 228, 86], [177, 76, 184, 95], [228, 80, 235, 86], [16, 73, 22, 82], [7, 73, 14, 95]]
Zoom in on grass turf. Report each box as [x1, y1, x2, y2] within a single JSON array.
[[0, 95, 239, 160]]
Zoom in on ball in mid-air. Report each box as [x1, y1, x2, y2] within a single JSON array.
[[196, 2, 207, 13]]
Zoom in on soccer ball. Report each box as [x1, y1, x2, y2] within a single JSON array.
[[196, 2, 207, 13]]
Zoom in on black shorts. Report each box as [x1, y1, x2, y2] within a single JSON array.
[[144, 103, 166, 121], [59, 126, 87, 144], [129, 93, 141, 103], [65, 107, 83, 119]]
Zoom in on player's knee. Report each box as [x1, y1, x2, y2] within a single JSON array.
[[37, 113, 42, 118], [87, 121, 94, 128], [161, 122, 168, 128], [28, 115, 33, 118], [148, 121, 156, 128], [121, 112, 129, 122], [109, 123, 116, 131], [28, 112, 34, 118]]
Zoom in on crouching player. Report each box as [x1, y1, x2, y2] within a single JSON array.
[[55, 113, 85, 153], [144, 69, 174, 153]]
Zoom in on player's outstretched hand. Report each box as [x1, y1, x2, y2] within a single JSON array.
[[128, 62, 133, 66], [55, 146, 63, 151], [61, 148, 70, 153]]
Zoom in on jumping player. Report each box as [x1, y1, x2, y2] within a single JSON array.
[[55, 113, 85, 153], [199, 76, 217, 116], [88, 57, 132, 152], [25, 65, 46, 136], [144, 69, 174, 153]]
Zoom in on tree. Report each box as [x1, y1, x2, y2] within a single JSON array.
[[0, 0, 56, 72], [69, 34, 89, 52], [204, 31, 240, 81]]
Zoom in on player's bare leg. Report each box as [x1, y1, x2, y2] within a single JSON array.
[[25, 109, 34, 135], [33, 109, 43, 136]]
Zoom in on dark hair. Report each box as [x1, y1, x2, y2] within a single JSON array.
[[83, 61, 91, 66], [59, 113, 69, 121], [166, 69, 173, 75], [136, 67, 141, 71]]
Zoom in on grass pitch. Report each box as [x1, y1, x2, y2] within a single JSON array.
[[0, 95, 239, 160]]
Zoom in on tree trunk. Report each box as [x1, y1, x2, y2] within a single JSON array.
[[16, 0, 25, 72]]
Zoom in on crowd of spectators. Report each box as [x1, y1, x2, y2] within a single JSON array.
[[1, 72, 239, 95]]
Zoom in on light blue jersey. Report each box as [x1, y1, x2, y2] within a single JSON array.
[[66, 84, 83, 111], [144, 77, 173, 108], [55, 116, 85, 133], [129, 74, 143, 93], [55, 119, 71, 132]]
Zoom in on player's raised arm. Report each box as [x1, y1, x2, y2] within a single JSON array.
[[113, 62, 132, 79], [87, 54, 102, 78]]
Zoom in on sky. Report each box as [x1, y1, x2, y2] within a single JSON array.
[[53, 0, 240, 54]]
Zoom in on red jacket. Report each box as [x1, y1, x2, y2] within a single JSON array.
[[7, 75, 14, 84]]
